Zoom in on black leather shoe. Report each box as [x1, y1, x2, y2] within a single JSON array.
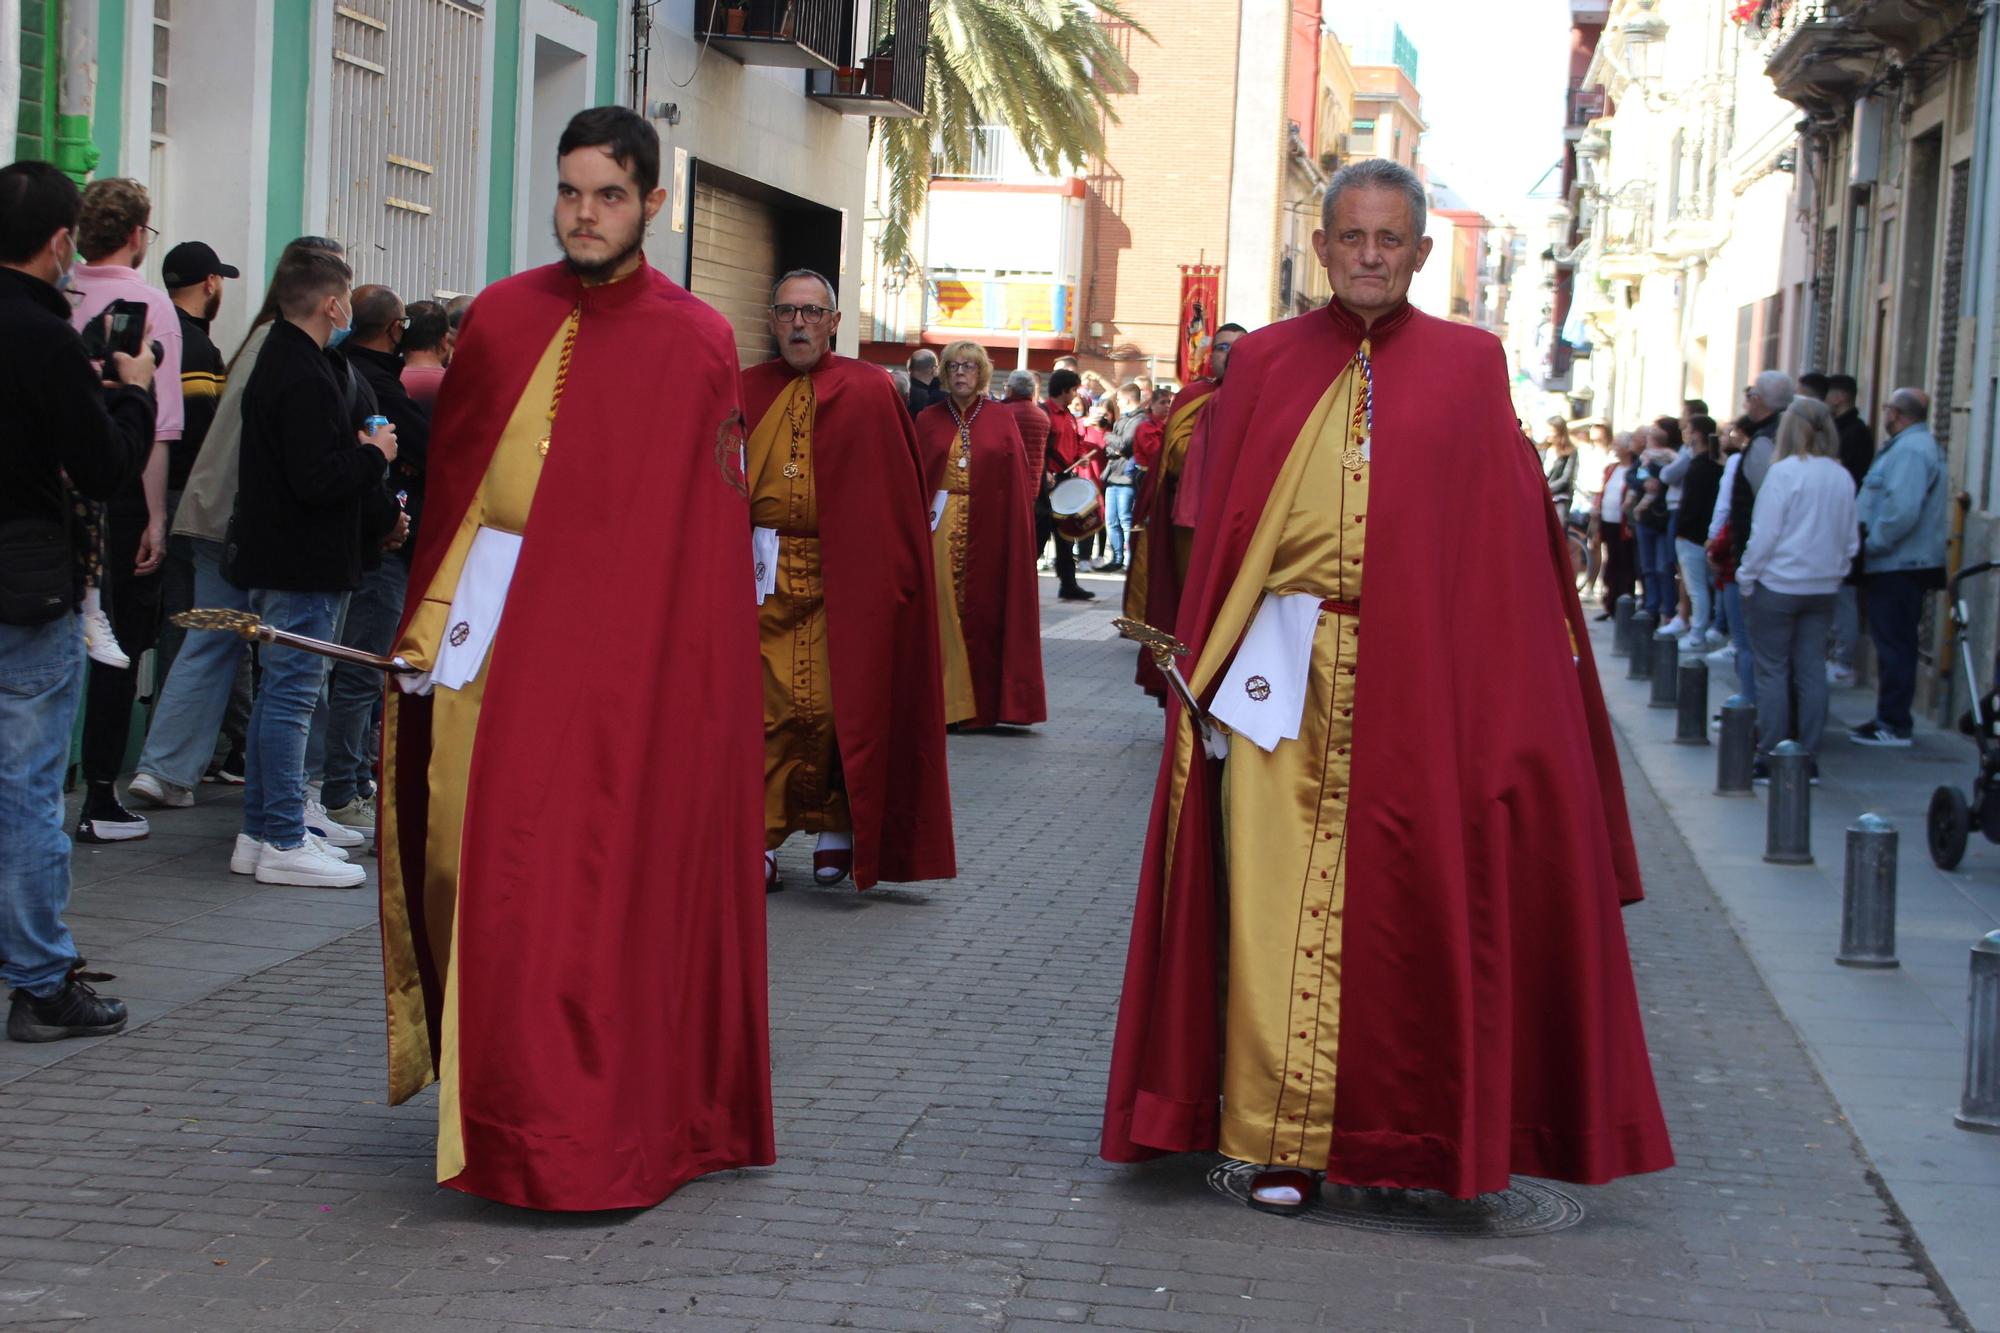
[[1058, 586, 1097, 602], [8, 978, 128, 1043], [1246, 1167, 1319, 1216]]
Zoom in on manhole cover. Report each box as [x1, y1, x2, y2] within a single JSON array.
[[1205, 1160, 1584, 1236]]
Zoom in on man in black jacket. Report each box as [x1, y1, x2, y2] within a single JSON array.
[[1826, 373, 1875, 685], [0, 161, 155, 1042], [227, 248, 399, 889], [316, 283, 428, 835]]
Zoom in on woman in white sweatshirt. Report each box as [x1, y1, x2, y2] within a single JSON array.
[[1736, 397, 1860, 780]]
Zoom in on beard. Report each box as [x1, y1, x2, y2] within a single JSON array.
[[203, 290, 222, 321], [556, 218, 645, 283]]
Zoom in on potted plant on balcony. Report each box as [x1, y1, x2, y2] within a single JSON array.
[[863, 36, 895, 100], [832, 66, 866, 96], [715, 0, 746, 35]]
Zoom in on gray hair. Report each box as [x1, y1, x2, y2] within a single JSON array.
[[1751, 369, 1794, 412], [770, 268, 836, 308], [1774, 395, 1840, 461], [1889, 386, 1929, 422], [1321, 158, 1428, 237], [888, 367, 911, 397], [909, 348, 937, 373], [1004, 369, 1038, 400]]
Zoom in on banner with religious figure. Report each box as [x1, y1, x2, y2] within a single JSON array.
[[1177, 265, 1223, 382]]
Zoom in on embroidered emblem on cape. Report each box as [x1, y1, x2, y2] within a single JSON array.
[[715, 408, 749, 498], [449, 622, 471, 648], [1245, 675, 1272, 702]]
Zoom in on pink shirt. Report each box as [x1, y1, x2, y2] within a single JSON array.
[[68, 262, 184, 442], [402, 363, 446, 410]]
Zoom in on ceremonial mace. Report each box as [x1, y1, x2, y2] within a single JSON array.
[[171, 609, 420, 674], [1113, 617, 1228, 758]]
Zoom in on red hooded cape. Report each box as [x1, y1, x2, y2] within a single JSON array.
[[1101, 300, 1671, 1197], [915, 399, 1047, 728], [380, 261, 772, 1210], [1131, 379, 1216, 699], [742, 353, 956, 888]]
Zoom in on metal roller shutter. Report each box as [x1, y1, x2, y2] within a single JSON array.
[[690, 181, 780, 368]]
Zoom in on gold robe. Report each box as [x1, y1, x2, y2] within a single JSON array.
[[932, 418, 976, 724], [384, 311, 574, 1182], [749, 378, 850, 847], [1204, 358, 1368, 1172]]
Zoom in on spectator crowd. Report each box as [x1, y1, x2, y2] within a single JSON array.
[[1546, 367, 1949, 783]]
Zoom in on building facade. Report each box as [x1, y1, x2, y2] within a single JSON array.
[[7, 0, 909, 363]]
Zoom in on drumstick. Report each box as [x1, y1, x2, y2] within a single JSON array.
[[1059, 446, 1105, 478]]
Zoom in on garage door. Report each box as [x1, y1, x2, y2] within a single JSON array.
[[690, 182, 780, 368]]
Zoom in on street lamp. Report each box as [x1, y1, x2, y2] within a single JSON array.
[[1619, 0, 1671, 84]]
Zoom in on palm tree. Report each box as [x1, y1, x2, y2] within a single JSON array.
[[875, 0, 1147, 271]]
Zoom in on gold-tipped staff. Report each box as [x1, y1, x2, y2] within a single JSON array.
[[1113, 616, 1226, 757], [171, 609, 420, 674]]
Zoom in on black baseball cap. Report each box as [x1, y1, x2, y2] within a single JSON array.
[[160, 241, 241, 288]]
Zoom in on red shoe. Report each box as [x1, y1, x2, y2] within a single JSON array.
[[1246, 1167, 1319, 1217], [812, 847, 852, 886]]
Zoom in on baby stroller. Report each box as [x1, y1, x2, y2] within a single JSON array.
[[1927, 560, 2000, 868]]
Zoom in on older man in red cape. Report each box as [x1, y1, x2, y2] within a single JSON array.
[[379, 108, 772, 1211], [1102, 160, 1671, 1211], [1127, 325, 1243, 699], [915, 341, 1046, 730], [743, 270, 954, 892]]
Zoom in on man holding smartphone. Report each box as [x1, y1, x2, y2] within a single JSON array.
[[1, 161, 156, 1042], [66, 178, 185, 844]]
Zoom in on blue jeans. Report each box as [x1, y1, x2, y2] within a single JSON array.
[[241, 589, 341, 850], [321, 560, 407, 808], [136, 538, 253, 790], [1864, 571, 1927, 735], [1104, 485, 1136, 565], [1721, 582, 1755, 701], [0, 616, 86, 996], [1635, 523, 1675, 617], [1673, 537, 1713, 636]]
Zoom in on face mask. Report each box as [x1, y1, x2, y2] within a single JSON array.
[[327, 299, 353, 348], [54, 238, 76, 292]]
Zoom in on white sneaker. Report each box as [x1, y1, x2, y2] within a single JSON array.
[[1662, 617, 1688, 637], [230, 834, 265, 875], [305, 799, 366, 848], [309, 832, 352, 862], [1703, 630, 1730, 649], [79, 589, 129, 670], [127, 771, 194, 810], [1705, 646, 1737, 668], [254, 840, 366, 888], [321, 795, 376, 836], [1826, 663, 1857, 687]]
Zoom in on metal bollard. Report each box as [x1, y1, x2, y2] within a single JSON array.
[[1626, 611, 1656, 680], [1837, 814, 1899, 968], [1675, 658, 1710, 745], [1716, 696, 1756, 795], [1649, 630, 1679, 709], [1957, 931, 2000, 1133], [1612, 594, 1637, 658], [1764, 740, 1813, 864]]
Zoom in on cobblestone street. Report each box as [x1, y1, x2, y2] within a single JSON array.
[[0, 588, 1968, 1330]]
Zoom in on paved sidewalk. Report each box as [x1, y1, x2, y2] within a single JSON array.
[[0, 584, 1963, 1330], [1588, 617, 2000, 1332]]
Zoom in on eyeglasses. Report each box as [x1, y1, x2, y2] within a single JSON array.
[[770, 303, 831, 325], [141, 224, 160, 240], [944, 360, 981, 373]]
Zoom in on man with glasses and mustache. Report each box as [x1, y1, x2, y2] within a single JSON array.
[[376, 106, 774, 1211], [740, 271, 955, 894]]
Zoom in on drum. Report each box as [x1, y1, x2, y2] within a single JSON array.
[[1049, 476, 1104, 543]]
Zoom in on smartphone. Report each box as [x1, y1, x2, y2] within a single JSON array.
[[78, 299, 150, 362]]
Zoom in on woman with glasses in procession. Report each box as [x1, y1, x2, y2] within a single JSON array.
[[912, 341, 1047, 732]]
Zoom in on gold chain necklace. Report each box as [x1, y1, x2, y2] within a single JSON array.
[[949, 398, 982, 469], [782, 378, 815, 479], [537, 305, 582, 458]]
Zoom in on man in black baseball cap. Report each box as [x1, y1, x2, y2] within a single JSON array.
[[138, 241, 240, 703]]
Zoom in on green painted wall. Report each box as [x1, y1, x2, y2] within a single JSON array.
[[89, 0, 124, 176], [16, 0, 57, 162], [485, 0, 622, 284], [265, 0, 313, 278]]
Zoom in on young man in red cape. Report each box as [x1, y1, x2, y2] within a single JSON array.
[[377, 108, 772, 1211], [914, 341, 1046, 731], [742, 271, 955, 893], [1101, 159, 1672, 1212], [1126, 323, 1244, 700]]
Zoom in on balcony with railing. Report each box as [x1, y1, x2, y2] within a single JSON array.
[[695, 0, 847, 70], [1754, 0, 1881, 116], [807, 0, 928, 118]]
